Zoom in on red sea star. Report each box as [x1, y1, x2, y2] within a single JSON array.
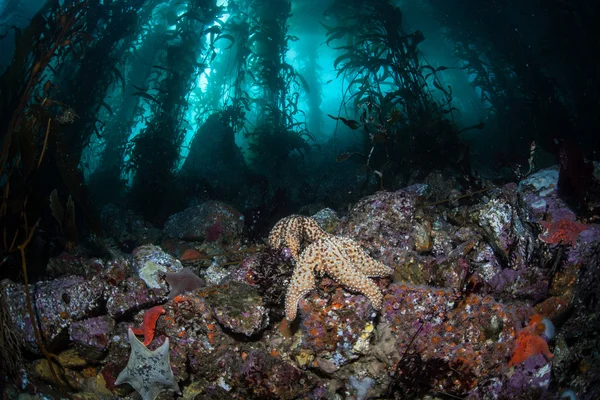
[[508, 330, 554, 366], [131, 305, 166, 346], [508, 314, 554, 367], [539, 218, 587, 246]]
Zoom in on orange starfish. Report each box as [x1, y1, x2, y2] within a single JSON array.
[[508, 314, 554, 367], [131, 305, 166, 346]]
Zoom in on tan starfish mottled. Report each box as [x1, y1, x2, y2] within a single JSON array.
[[285, 235, 393, 321], [268, 215, 328, 261]]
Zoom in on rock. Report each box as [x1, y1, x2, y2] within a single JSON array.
[[158, 291, 236, 379], [549, 262, 579, 297], [229, 249, 294, 308], [339, 186, 423, 270], [413, 220, 433, 253], [568, 224, 600, 266], [519, 168, 559, 198], [63, 368, 86, 391], [164, 201, 244, 243], [310, 208, 341, 233], [348, 375, 376, 400], [165, 267, 205, 299], [132, 244, 183, 290], [469, 185, 550, 301], [470, 184, 536, 270], [45, 252, 87, 278], [314, 357, 339, 374], [422, 170, 461, 203], [471, 241, 503, 283], [503, 354, 552, 397], [519, 167, 575, 222], [180, 112, 248, 196], [487, 265, 549, 302], [56, 348, 87, 369], [101, 204, 162, 250], [203, 260, 230, 286], [105, 277, 166, 319], [229, 254, 263, 288], [535, 291, 574, 324], [236, 350, 315, 399], [206, 282, 268, 337], [1, 276, 104, 353], [69, 315, 115, 361], [32, 359, 67, 386], [294, 285, 377, 369], [382, 283, 533, 396], [532, 261, 578, 324], [180, 380, 236, 399]]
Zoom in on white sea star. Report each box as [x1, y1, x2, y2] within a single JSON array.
[[115, 328, 180, 400]]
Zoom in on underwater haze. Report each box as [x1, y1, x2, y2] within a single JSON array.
[[1, 0, 599, 399]]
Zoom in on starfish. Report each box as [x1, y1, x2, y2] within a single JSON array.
[[285, 235, 393, 321], [268, 215, 328, 261], [508, 330, 554, 366], [165, 267, 205, 299], [131, 306, 166, 346], [115, 328, 181, 400], [539, 218, 587, 246], [508, 314, 554, 367]]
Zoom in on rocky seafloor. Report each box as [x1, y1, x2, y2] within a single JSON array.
[[1, 166, 599, 400]]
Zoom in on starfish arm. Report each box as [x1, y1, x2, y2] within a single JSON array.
[[115, 329, 144, 386], [269, 216, 299, 249], [269, 216, 302, 260], [268, 221, 285, 249], [286, 234, 302, 261], [269, 215, 329, 262], [337, 236, 393, 277], [303, 217, 328, 241], [143, 340, 179, 397], [114, 369, 130, 386], [285, 251, 317, 321], [322, 242, 384, 310], [130, 326, 144, 335], [540, 341, 554, 360]]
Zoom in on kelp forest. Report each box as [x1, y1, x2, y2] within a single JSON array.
[[1, 0, 599, 399]]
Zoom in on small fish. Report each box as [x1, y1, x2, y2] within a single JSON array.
[[336, 152, 352, 162]]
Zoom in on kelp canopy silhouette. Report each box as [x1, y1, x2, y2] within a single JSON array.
[[0, 0, 148, 262], [127, 0, 225, 224], [323, 0, 472, 186], [429, 0, 599, 169], [87, 1, 164, 206], [178, 1, 252, 200], [241, 0, 314, 174], [0, 0, 102, 275]]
